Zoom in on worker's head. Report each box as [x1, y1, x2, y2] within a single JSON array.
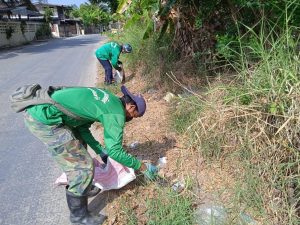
[[120, 85, 146, 122], [122, 44, 132, 53]]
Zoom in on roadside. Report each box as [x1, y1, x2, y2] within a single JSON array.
[[92, 65, 261, 225], [92, 66, 200, 224]]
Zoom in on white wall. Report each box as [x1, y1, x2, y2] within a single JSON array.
[[0, 21, 43, 48]]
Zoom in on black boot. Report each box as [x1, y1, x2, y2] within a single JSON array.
[[66, 191, 107, 225], [87, 185, 101, 198]]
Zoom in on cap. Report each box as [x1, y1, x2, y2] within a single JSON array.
[[121, 85, 146, 117], [122, 44, 132, 53]]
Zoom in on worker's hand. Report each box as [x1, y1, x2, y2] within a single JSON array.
[[142, 162, 159, 181], [116, 61, 123, 71], [99, 151, 108, 164]]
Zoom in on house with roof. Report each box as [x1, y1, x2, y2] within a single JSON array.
[[34, 2, 83, 37], [0, 0, 44, 48], [0, 0, 40, 20]]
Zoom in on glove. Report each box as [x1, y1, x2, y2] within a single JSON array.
[[142, 162, 159, 181], [99, 151, 108, 164], [116, 61, 123, 71]]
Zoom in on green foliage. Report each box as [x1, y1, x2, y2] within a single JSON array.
[[5, 26, 14, 40], [71, 4, 110, 26], [113, 24, 179, 88], [171, 96, 203, 134], [146, 188, 194, 225], [35, 23, 51, 40], [89, 0, 118, 13], [44, 6, 53, 23], [120, 198, 138, 225], [20, 21, 26, 35], [216, 34, 238, 60]]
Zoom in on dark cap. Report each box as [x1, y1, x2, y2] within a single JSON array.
[[121, 85, 146, 117]]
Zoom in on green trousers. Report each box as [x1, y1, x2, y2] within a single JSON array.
[[24, 112, 94, 196]]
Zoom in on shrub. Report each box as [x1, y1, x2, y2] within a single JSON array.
[[5, 26, 14, 40], [35, 23, 51, 40]]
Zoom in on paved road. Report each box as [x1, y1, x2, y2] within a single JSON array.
[[0, 34, 106, 225]]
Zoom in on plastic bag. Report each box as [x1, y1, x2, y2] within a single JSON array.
[[114, 70, 124, 84], [55, 157, 136, 192]]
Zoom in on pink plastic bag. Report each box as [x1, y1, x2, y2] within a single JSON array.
[[55, 157, 136, 192]]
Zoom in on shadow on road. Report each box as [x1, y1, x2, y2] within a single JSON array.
[[0, 35, 102, 60]]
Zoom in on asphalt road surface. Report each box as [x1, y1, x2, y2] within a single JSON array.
[[0, 34, 107, 225]]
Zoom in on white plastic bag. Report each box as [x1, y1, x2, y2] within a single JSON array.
[[55, 157, 136, 192], [114, 70, 123, 84]]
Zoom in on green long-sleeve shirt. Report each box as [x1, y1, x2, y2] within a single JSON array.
[[26, 87, 141, 170], [95, 42, 121, 69]]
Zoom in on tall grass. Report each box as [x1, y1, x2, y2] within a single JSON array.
[[146, 187, 194, 225], [109, 22, 178, 88], [172, 3, 300, 224]]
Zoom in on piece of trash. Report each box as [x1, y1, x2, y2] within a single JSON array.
[[114, 70, 124, 84], [147, 88, 158, 94], [129, 141, 139, 149], [239, 212, 257, 224], [194, 205, 227, 225], [194, 204, 257, 225], [157, 157, 167, 168], [163, 92, 175, 102], [172, 181, 185, 192]]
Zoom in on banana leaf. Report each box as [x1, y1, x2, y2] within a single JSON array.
[[143, 20, 155, 39], [158, 0, 176, 18]]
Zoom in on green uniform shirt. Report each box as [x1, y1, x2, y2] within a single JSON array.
[[26, 87, 141, 170], [95, 42, 121, 69]]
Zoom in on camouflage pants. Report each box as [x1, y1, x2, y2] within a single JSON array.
[[24, 112, 94, 196]]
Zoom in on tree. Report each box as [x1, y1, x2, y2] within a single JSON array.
[[71, 4, 110, 26], [43, 6, 53, 23], [88, 0, 119, 13]]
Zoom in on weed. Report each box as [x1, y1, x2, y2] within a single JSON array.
[[120, 198, 138, 225], [146, 187, 194, 225], [171, 2, 300, 224]]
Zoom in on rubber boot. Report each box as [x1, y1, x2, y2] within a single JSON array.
[[87, 185, 101, 198], [66, 191, 107, 225]]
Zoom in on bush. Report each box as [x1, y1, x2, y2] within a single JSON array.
[[5, 26, 14, 40], [35, 23, 51, 40], [172, 11, 300, 224], [109, 21, 178, 88]]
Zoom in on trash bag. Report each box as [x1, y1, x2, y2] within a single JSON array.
[[114, 69, 124, 84], [55, 157, 136, 192]]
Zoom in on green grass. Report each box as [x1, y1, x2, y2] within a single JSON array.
[[120, 198, 138, 225], [170, 3, 300, 224], [171, 96, 203, 134], [119, 186, 194, 225], [108, 22, 178, 88], [146, 187, 194, 225]]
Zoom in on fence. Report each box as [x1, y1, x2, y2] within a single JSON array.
[[0, 21, 43, 48]]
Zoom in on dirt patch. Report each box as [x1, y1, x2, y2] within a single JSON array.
[[94, 67, 240, 225]]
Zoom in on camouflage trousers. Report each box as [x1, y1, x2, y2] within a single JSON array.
[[24, 112, 94, 196]]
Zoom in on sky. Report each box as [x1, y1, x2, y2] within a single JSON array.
[[46, 1, 88, 7]]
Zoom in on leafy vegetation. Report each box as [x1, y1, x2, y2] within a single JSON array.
[[106, 0, 300, 224], [5, 26, 14, 40], [71, 3, 110, 26], [98, 0, 300, 223], [43, 6, 53, 24], [146, 188, 193, 225], [35, 24, 51, 40]]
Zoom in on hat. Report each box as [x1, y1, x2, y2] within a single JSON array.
[[122, 44, 132, 53], [121, 85, 146, 117]]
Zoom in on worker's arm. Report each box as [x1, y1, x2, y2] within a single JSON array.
[[111, 46, 121, 69], [102, 114, 141, 170], [76, 123, 104, 155]]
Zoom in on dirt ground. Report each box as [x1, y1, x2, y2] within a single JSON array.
[[93, 68, 238, 225]]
